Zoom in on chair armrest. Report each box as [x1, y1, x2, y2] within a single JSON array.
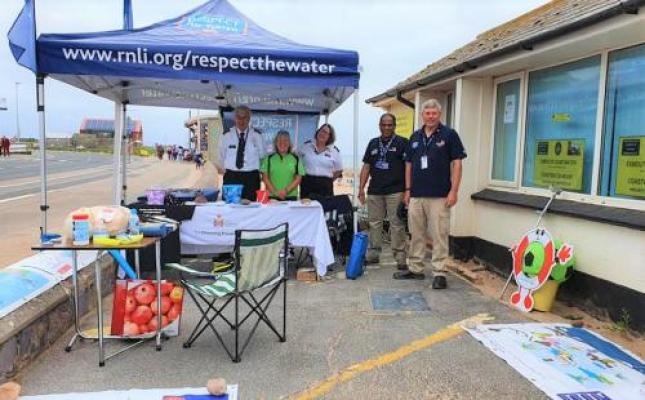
[[165, 262, 222, 279]]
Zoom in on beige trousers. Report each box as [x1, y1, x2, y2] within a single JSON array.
[[407, 197, 450, 276], [365, 192, 407, 266]]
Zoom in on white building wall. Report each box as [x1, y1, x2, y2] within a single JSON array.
[[450, 78, 488, 237], [473, 201, 645, 293], [432, 74, 645, 295]]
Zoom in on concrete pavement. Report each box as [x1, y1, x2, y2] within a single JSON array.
[[17, 250, 546, 399]]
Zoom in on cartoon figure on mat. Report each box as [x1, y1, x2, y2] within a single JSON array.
[[510, 228, 573, 312]]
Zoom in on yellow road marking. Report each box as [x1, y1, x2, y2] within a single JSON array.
[[292, 313, 493, 400]]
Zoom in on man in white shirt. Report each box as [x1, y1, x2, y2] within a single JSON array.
[[218, 106, 267, 201]]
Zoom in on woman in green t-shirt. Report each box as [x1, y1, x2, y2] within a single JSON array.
[[260, 131, 306, 200]]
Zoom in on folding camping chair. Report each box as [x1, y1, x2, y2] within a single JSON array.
[[166, 223, 288, 363]]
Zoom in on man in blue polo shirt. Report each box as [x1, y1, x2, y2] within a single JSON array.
[[358, 113, 408, 270], [394, 99, 466, 289]]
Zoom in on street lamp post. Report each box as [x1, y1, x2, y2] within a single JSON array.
[[15, 82, 21, 140]]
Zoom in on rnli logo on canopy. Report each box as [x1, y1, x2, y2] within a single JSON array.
[[178, 12, 247, 35]]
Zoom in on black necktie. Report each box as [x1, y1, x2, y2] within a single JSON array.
[[236, 132, 246, 169]]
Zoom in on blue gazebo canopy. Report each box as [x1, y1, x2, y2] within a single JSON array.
[[36, 0, 360, 113]]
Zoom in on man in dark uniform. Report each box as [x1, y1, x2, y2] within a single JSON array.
[[396, 99, 466, 290], [358, 113, 408, 270], [218, 106, 267, 201]]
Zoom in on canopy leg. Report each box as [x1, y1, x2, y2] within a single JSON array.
[[36, 74, 49, 235], [121, 103, 128, 205], [112, 102, 124, 204], [352, 87, 360, 233]]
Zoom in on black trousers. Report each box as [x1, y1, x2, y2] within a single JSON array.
[[300, 175, 334, 199], [223, 170, 260, 201]]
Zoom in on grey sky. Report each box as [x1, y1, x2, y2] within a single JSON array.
[[0, 0, 547, 155]]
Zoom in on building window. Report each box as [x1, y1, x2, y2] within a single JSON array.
[[492, 79, 521, 182], [601, 44, 645, 199], [522, 56, 601, 193]]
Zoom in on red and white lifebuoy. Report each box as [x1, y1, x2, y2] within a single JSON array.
[[510, 228, 556, 312]]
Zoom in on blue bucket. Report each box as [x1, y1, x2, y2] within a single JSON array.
[[222, 184, 243, 204]]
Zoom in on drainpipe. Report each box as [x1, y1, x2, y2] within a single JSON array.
[[396, 92, 415, 109]]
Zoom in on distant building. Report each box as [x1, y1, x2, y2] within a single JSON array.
[[45, 132, 73, 148], [79, 118, 143, 145], [184, 114, 222, 164]]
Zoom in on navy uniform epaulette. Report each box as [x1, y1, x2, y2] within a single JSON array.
[[333, 145, 340, 152], [304, 140, 312, 144], [252, 128, 262, 134]]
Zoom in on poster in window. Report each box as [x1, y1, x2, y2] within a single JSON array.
[[615, 136, 645, 198], [533, 139, 585, 191], [503, 94, 516, 124], [393, 108, 414, 138]]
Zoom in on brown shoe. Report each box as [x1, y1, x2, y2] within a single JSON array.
[[393, 271, 425, 280]]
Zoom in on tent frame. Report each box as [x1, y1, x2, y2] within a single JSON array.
[[35, 80, 361, 236]]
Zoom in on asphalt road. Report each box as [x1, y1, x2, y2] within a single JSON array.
[[0, 152, 147, 201], [0, 155, 207, 268], [0, 151, 114, 180]]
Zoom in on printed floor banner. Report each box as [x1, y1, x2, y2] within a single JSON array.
[[0, 250, 99, 318], [19, 385, 238, 400], [0, 266, 57, 319], [466, 323, 644, 400]]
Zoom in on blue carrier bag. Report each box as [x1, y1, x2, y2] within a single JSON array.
[[345, 232, 368, 280]]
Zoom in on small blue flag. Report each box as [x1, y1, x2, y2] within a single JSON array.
[[7, 0, 37, 73]]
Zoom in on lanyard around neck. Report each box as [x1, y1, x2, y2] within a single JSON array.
[[378, 136, 395, 160]]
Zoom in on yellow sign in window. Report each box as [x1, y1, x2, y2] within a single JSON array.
[[615, 136, 645, 198], [393, 109, 414, 139], [533, 139, 584, 191]]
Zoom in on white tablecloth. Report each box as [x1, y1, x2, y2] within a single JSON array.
[[180, 201, 334, 276]]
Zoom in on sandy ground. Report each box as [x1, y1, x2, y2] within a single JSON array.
[[457, 262, 645, 359], [0, 157, 208, 268]]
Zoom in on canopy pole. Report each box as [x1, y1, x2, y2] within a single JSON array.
[[112, 102, 124, 204], [121, 103, 128, 205], [352, 87, 360, 233], [196, 110, 201, 153], [36, 74, 49, 235]]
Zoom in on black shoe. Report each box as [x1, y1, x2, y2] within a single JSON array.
[[397, 264, 408, 271], [393, 271, 425, 280], [432, 276, 447, 289], [365, 258, 380, 265]]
